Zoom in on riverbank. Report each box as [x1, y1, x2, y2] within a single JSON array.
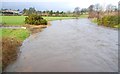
[[1, 28, 30, 70], [1, 22, 51, 71]]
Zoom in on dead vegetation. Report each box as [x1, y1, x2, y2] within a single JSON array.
[[25, 21, 51, 34], [2, 37, 22, 70]]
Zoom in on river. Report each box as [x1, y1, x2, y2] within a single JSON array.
[[5, 19, 118, 72]]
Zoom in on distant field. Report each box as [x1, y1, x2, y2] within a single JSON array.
[[0, 15, 88, 26], [43, 17, 75, 21], [1, 16, 75, 26], [1, 16, 26, 26]]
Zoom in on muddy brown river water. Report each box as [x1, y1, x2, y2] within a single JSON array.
[[5, 19, 118, 72]]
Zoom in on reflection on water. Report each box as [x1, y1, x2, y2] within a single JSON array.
[[5, 19, 118, 72]]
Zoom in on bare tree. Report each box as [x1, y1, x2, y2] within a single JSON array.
[[94, 4, 102, 22], [74, 7, 80, 19], [118, 1, 120, 24], [106, 4, 116, 14], [81, 8, 88, 15], [88, 5, 94, 18]]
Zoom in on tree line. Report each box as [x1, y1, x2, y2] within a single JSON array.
[[87, 2, 120, 28], [22, 7, 88, 17], [23, 8, 64, 16]]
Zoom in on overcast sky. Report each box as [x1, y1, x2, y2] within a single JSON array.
[[1, 0, 120, 11]]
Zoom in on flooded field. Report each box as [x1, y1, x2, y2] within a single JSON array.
[[5, 19, 118, 72]]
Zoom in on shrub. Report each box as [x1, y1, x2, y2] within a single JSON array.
[[98, 15, 119, 28], [25, 14, 47, 25]]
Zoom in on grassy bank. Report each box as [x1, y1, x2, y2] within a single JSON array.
[[2, 37, 21, 70], [1, 29, 30, 41], [0, 28, 30, 70]]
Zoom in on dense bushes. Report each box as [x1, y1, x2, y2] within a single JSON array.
[[25, 14, 47, 25], [98, 15, 120, 28]]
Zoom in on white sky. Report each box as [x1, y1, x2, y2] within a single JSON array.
[[1, 0, 119, 7], [1, 0, 120, 11]]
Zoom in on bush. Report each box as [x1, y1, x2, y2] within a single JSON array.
[[98, 15, 120, 28], [25, 14, 47, 25]]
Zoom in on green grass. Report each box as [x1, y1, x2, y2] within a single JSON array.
[[0, 28, 30, 41], [1, 16, 75, 26], [0, 15, 88, 26], [79, 14, 88, 18], [43, 17, 75, 21], [114, 24, 120, 28], [1, 16, 26, 26], [91, 18, 97, 24]]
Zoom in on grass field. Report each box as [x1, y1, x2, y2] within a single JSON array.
[[0, 29, 30, 41], [43, 17, 75, 21], [0, 15, 88, 26], [0, 16, 75, 26], [1, 16, 26, 26]]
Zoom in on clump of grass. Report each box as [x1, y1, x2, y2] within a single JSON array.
[[91, 18, 97, 24]]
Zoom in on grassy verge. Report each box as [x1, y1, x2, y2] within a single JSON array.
[[1, 29, 30, 41], [0, 28, 30, 70]]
